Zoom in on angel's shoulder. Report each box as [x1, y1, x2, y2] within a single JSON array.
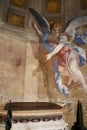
[[60, 33, 68, 39]]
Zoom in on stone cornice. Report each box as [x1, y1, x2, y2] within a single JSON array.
[[0, 21, 39, 42]]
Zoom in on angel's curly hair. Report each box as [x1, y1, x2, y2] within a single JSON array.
[[50, 22, 62, 31]]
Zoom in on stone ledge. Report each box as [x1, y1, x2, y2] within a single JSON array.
[[0, 22, 39, 42], [0, 102, 63, 118]]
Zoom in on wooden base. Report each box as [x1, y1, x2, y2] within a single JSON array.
[[4, 102, 62, 111]]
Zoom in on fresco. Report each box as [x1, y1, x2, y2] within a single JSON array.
[[0, 1, 87, 128], [29, 8, 87, 95], [29, 8, 87, 127]]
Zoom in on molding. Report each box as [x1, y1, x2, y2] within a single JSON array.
[[0, 21, 39, 42]]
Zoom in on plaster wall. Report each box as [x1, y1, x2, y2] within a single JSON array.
[[0, 0, 87, 129]]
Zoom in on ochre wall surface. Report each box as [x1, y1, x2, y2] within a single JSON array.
[[0, 0, 87, 129], [0, 27, 87, 129]]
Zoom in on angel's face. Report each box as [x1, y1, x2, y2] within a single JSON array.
[[50, 23, 62, 35], [52, 28, 60, 34]]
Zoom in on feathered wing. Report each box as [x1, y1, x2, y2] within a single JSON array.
[[29, 8, 50, 34], [65, 16, 87, 39]]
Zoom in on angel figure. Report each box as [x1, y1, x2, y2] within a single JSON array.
[[29, 8, 87, 96]]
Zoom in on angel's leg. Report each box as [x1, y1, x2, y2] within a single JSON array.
[[69, 58, 87, 92], [42, 33, 70, 95], [54, 59, 69, 96], [58, 66, 73, 86]]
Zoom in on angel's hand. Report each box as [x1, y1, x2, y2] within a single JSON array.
[[32, 21, 43, 38], [46, 53, 53, 61]]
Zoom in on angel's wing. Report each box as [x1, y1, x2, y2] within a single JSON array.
[[29, 8, 50, 34], [65, 16, 87, 40]]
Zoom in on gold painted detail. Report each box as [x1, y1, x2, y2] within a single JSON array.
[[7, 12, 24, 27], [45, 0, 61, 13], [10, 0, 27, 8]]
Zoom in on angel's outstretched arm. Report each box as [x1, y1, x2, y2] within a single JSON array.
[[46, 43, 64, 60], [46, 35, 68, 60], [32, 22, 43, 38]]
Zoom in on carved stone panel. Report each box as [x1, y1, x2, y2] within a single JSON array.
[[44, 0, 61, 13], [10, 0, 27, 8], [6, 11, 25, 27]]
